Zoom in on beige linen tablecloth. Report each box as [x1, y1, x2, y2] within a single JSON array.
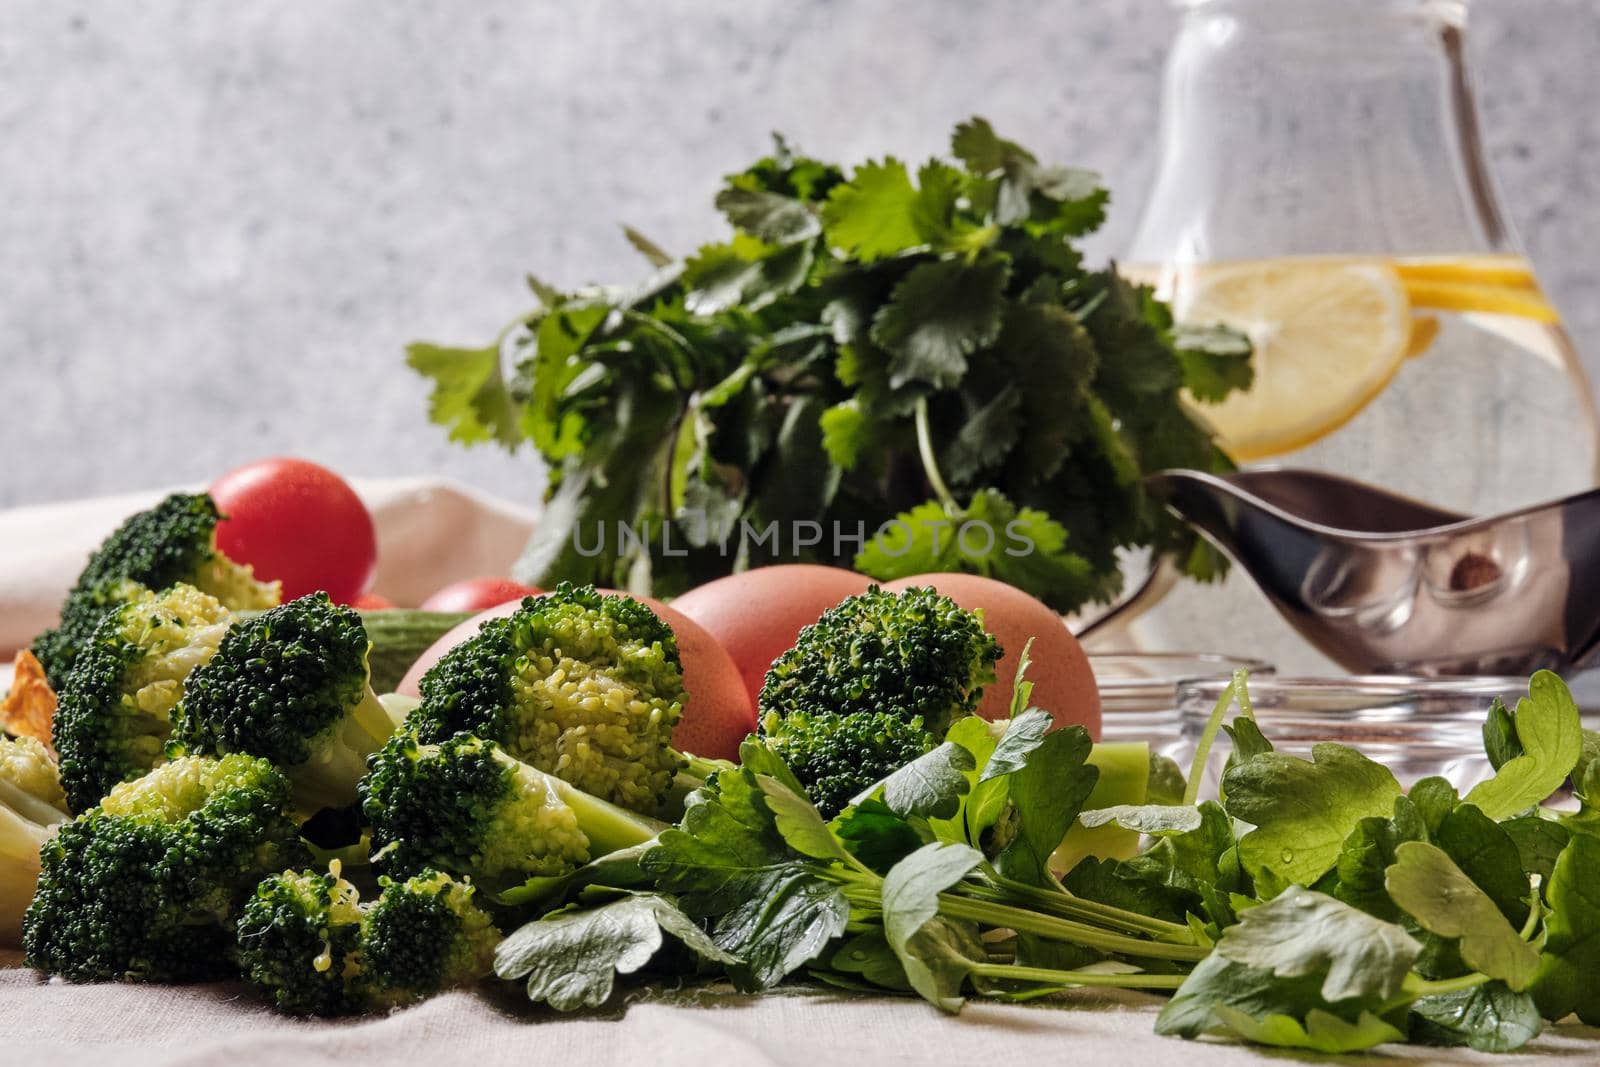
[[4, 951, 1598, 1067]]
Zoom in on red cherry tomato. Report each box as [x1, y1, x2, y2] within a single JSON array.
[[351, 592, 396, 610], [419, 577, 541, 613], [209, 458, 377, 604]]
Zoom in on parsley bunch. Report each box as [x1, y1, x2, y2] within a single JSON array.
[[408, 119, 1250, 611], [493, 667, 1600, 1055]]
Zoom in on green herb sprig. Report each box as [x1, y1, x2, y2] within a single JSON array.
[[408, 119, 1250, 610], [495, 666, 1600, 1055]]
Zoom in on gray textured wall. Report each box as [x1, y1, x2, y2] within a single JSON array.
[[2, 0, 1596, 509]]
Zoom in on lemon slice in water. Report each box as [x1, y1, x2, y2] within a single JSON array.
[[1175, 259, 1413, 461]]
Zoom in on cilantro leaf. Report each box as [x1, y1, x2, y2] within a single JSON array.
[[713, 186, 821, 245], [818, 398, 873, 470], [1385, 841, 1540, 991], [941, 384, 1022, 485], [870, 256, 1010, 389], [406, 341, 527, 448], [821, 159, 923, 261], [1173, 322, 1254, 403], [683, 235, 813, 314], [855, 490, 1099, 608], [1223, 743, 1401, 886], [1465, 671, 1583, 820], [494, 893, 738, 1010], [621, 224, 674, 268]]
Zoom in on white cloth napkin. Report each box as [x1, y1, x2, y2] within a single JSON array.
[[0, 478, 538, 659]]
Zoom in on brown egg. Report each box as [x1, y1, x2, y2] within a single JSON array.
[[669, 564, 875, 709], [884, 573, 1101, 739]]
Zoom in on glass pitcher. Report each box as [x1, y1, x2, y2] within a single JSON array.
[[1119, 0, 1600, 672]]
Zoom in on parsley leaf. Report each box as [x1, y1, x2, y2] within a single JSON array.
[[1223, 744, 1402, 886], [1465, 671, 1583, 820], [1530, 833, 1600, 1024], [1214, 886, 1421, 1002], [1385, 841, 1540, 991], [881, 842, 987, 1011], [494, 893, 738, 1010]]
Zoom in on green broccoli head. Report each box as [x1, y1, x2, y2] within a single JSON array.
[[362, 732, 663, 888], [0, 736, 71, 945], [235, 865, 366, 1016], [362, 870, 500, 1008], [22, 753, 308, 983], [411, 583, 687, 813], [172, 593, 398, 814], [759, 585, 1002, 737], [758, 709, 939, 817], [234, 865, 499, 1016], [32, 493, 281, 688], [52, 583, 235, 813]]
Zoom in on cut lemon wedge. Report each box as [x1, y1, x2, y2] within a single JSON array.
[[1174, 259, 1414, 461]]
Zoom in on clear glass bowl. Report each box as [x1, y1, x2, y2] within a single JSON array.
[[1172, 675, 1525, 800], [1091, 652, 1274, 751]]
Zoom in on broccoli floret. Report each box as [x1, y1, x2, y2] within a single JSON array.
[[31, 493, 280, 688], [52, 583, 235, 813], [0, 736, 71, 944], [362, 732, 665, 888], [236, 864, 367, 1016], [22, 753, 308, 982], [759, 585, 1002, 736], [172, 593, 400, 814], [236, 864, 499, 1016], [411, 583, 686, 813], [362, 869, 500, 1008], [758, 709, 939, 817], [757, 586, 1001, 814]]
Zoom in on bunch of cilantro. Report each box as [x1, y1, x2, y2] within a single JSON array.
[[492, 663, 1600, 1056], [408, 119, 1250, 610]]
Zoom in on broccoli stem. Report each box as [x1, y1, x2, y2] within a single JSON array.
[[541, 769, 669, 855], [291, 689, 403, 814], [0, 780, 70, 832], [966, 961, 1187, 990]]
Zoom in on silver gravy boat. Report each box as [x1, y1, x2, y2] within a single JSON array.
[[1138, 468, 1600, 676]]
